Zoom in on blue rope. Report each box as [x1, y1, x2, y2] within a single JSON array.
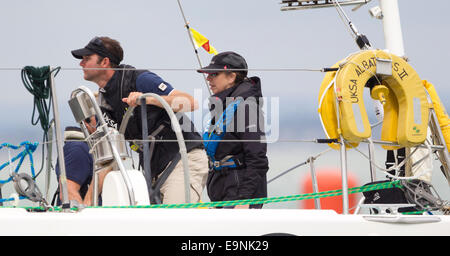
[[0, 141, 39, 184], [0, 196, 27, 203]]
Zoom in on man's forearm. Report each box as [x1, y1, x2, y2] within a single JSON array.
[[83, 164, 114, 206], [61, 179, 83, 205], [149, 94, 198, 112], [123, 90, 198, 112]]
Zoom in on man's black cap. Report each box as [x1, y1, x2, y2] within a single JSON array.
[[71, 37, 122, 65], [197, 51, 248, 76]]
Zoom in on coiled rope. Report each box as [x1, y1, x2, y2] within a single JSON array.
[[21, 66, 60, 178]]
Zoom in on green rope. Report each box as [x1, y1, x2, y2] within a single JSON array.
[[21, 66, 60, 178], [22, 66, 55, 133], [20, 180, 404, 212]]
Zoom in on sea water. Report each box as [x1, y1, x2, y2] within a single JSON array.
[[1, 138, 448, 210]]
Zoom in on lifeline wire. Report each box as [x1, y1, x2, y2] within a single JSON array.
[[267, 147, 333, 184], [0, 67, 324, 72], [35, 138, 321, 144], [345, 139, 434, 181]]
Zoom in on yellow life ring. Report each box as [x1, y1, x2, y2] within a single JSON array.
[[318, 59, 358, 150], [318, 50, 429, 150], [423, 80, 450, 151]]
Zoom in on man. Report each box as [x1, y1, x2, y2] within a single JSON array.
[[71, 36, 208, 204], [54, 120, 113, 206], [54, 126, 92, 206]]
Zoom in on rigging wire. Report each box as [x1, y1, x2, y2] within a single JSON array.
[[330, 0, 371, 49], [331, 0, 359, 38], [175, 0, 212, 95]]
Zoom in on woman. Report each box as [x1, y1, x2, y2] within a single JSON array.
[[198, 51, 269, 209]]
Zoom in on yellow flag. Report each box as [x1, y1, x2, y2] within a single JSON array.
[[189, 28, 218, 55]]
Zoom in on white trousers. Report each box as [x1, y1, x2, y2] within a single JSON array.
[[158, 149, 209, 204]]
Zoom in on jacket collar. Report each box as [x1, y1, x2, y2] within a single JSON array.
[[212, 83, 238, 102], [102, 64, 135, 95]]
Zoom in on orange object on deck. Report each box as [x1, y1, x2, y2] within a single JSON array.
[[300, 168, 359, 214]]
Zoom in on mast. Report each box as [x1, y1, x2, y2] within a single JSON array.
[[377, 1, 450, 184], [378, 0, 405, 56]]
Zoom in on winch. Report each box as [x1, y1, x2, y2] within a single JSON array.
[[88, 127, 129, 166], [69, 86, 145, 206]]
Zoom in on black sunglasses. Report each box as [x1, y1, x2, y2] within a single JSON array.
[[208, 73, 219, 78], [89, 37, 105, 48], [87, 37, 120, 65]]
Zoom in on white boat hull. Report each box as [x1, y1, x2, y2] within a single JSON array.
[[0, 208, 448, 236]]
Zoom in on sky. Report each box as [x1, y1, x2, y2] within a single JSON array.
[[0, 1, 449, 202], [1, 0, 449, 143]]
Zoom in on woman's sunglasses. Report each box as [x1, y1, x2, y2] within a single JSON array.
[[207, 72, 220, 78]]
